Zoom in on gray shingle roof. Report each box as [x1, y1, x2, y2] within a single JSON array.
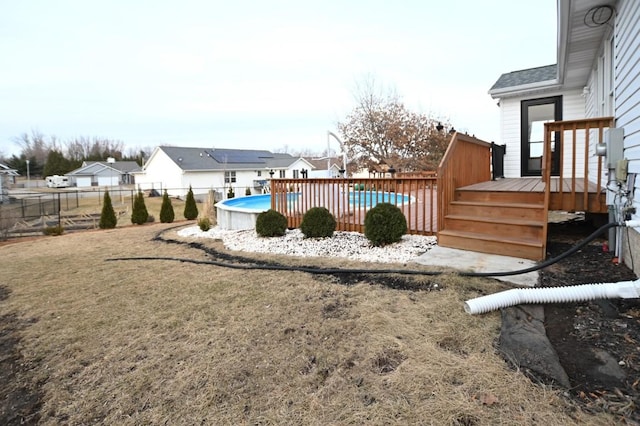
[[91, 161, 141, 173], [490, 64, 557, 92], [159, 146, 298, 170], [68, 161, 141, 176]]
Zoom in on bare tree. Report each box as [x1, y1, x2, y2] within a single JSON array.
[[337, 76, 453, 173], [13, 130, 50, 166], [63, 136, 125, 161]]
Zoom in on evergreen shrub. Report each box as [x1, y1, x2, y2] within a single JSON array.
[[255, 209, 287, 237], [300, 207, 336, 238], [198, 217, 211, 231], [131, 190, 149, 225], [43, 225, 64, 236], [99, 190, 117, 229], [364, 202, 407, 246], [184, 186, 198, 220], [159, 190, 175, 223]]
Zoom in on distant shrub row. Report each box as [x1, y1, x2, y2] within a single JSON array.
[[98, 186, 201, 229]]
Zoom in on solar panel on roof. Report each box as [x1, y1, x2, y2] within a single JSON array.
[[208, 150, 266, 164]]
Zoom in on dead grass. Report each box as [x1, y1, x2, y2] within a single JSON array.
[[0, 223, 617, 425]]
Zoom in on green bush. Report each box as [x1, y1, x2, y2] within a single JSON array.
[[159, 190, 175, 223], [99, 190, 117, 229], [227, 187, 235, 199], [300, 207, 336, 238], [364, 202, 407, 246], [184, 186, 198, 220], [43, 225, 64, 236], [198, 217, 211, 232], [255, 209, 287, 237], [245, 187, 252, 196], [131, 190, 149, 225]]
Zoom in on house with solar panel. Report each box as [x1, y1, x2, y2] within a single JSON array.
[[133, 146, 315, 198]]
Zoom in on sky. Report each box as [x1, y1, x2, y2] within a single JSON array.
[[0, 0, 557, 159]]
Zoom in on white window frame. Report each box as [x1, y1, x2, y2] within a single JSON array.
[[224, 171, 236, 183]]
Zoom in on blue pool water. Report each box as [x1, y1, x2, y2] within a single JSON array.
[[219, 192, 411, 212]]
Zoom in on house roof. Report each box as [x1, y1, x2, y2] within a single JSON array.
[[489, 64, 558, 92], [85, 161, 141, 173], [67, 161, 141, 176], [0, 162, 20, 176], [156, 146, 299, 171], [489, 0, 617, 99], [304, 157, 344, 170]]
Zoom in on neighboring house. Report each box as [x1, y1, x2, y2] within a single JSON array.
[[304, 157, 345, 178], [0, 162, 20, 185], [488, 0, 640, 273], [0, 163, 19, 202], [133, 146, 314, 198], [66, 160, 141, 188]]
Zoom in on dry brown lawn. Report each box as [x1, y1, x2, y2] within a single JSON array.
[[0, 223, 617, 425]]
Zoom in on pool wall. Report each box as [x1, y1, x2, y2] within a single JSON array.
[[216, 195, 270, 230]]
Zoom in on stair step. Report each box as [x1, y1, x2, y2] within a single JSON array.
[[445, 214, 543, 227], [455, 190, 545, 204], [450, 200, 544, 209], [448, 201, 546, 221], [444, 215, 544, 239], [438, 229, 545, 261]]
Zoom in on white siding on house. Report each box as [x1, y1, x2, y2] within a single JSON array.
[[499, 97, 521, 178], [614, 0, 640, 223], [135, 149, 185, 196], [76, 177, 92, 188], [179, 170, 263, 197], [498, 90, 585, 178]]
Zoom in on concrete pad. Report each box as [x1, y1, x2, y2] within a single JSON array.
[[412, 246, 539, 287]]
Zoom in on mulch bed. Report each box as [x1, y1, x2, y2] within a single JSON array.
[[541, 220, 640, 421]]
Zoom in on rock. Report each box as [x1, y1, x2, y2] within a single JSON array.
[[498, 305, 571, 388]]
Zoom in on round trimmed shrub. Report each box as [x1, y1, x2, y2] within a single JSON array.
[[198, 217, 211, 232], [255, 209, 288, 237], [300, 207, 336, 238], [364, 202, 407, 247]]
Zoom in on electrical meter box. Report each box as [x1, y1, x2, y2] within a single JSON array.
[[604, 128, 624, 169]]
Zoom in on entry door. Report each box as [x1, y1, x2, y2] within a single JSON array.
[[520, 96, 562, 176]]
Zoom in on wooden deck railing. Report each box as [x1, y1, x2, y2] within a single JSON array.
[[270, 177, 438, 235], [436, 132, 493, 231], [542, 117, 614, 212]]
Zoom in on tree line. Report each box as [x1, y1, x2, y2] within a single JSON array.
[[2, 77, 458, 178], [1, 130, 151, 178]]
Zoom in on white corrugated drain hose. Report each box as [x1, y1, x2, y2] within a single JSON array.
[[465, 279, 640, 315]]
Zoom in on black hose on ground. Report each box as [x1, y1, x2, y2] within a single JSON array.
[[106, 221, 620, 278]]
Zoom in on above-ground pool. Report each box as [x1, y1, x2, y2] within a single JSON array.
[[216, 192, 413, 231]]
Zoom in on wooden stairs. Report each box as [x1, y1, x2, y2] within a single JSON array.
[[438, 187, 547, 261]]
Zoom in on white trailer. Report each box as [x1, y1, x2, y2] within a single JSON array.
[[45, 175, 70, 188]]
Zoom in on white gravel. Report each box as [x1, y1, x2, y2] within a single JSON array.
[[177, 226, 437, 264]]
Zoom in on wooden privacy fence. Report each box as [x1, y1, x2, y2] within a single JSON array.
[[436, 132, 493, 231], [270, 177, 438, 235]]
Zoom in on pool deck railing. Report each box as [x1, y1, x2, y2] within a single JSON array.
[[270, 177, 438, 236]]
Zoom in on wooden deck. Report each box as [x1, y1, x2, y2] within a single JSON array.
[[460, 177, 598, 193], [458, 178, 607, 213]]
